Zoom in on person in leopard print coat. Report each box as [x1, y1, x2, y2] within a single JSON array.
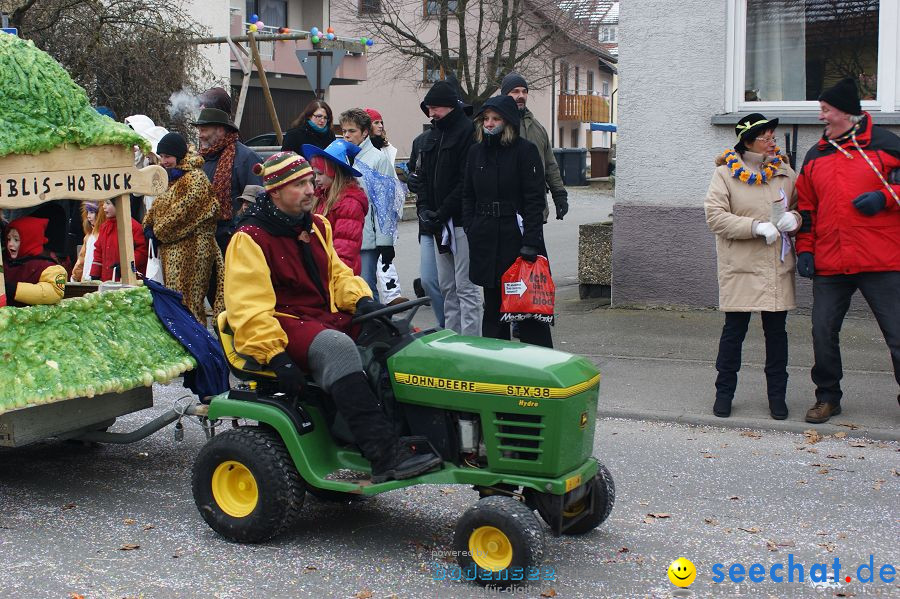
[[143, 133, 224, 322]]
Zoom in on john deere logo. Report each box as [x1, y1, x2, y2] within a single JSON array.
[[579, 412, 588, 428]]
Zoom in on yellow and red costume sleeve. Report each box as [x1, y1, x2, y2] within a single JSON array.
[[13, 264, 66, 305]]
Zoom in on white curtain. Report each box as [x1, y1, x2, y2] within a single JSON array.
[[745, 0, 807, 101]]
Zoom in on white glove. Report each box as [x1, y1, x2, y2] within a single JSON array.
[[775, 212, 799, 233], [754, 221, 779, 245]]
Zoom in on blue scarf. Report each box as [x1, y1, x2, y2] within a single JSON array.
[[167, 167, 186, 182], [308, 119, 330, 133]]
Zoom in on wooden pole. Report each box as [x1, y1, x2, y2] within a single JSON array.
[[247, 31, 283, 146], [114, 194, 138, 285]]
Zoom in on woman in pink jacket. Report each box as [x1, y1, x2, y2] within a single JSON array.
[[302, 139, 367, 275]]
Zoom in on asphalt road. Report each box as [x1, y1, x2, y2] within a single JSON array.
[[1, 388, 897, 598]]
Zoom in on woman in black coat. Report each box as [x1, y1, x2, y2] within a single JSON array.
[[462, 95, 552, 347], [281, 100, 336, 153]]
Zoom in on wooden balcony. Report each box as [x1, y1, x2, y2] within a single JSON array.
[[557, 93, 610, 123]]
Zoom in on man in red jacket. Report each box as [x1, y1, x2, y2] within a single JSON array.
[[795, 77, 900, 423]]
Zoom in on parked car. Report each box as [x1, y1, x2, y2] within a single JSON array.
[[245, 132, 281, 160]]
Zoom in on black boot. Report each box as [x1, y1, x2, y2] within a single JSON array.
[[370, 436, 442, 483], [328, 373, 441, 482]]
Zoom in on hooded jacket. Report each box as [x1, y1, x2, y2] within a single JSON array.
[[416, 107, 476, 225], [795, 113, 900, 275], [4, 217, 66, 307], [462, 99, 546, 288]]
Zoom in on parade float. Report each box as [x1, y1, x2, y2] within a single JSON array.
[[0, 33, 206, 447]]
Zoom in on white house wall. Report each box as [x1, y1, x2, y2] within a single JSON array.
[[614, 0, 900, 310]]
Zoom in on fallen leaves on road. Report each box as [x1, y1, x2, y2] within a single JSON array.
[[835, 422, 859, 430], [123, 518, 136, 525], [848, 440, 867, 448], [642, 513, 671, 524], [68, 594, 84, 599], [728, 496, 741, 501], [817, 542, 836, 552], [833, 432, 848, 439], [303, 565, 318, 573], [740, 431, 762, 439], [119, 544, 140, 551], [704, 518, 718, 526], [892, 468, 899, 477], [739, 526, 760, 534], [873, 479, 885, 491], [61, 503, 76, 510], [804, 430, 823, 444], [701, 452, 718, 459], [766, 540, 778, 551], [817, 468, 830, 475], [541, 589, 557, 598], [355, 589, 373, 599], [142, 524, 154, 531], [826, 454, 846, 459]]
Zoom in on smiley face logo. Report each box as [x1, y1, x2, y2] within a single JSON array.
[[667, 557, 696, 587]]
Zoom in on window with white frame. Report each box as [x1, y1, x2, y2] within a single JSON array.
[[728, 0, 898, 112], [599, 26, 617, 43], [602, 80, 610, 97], [424, 0, 459, 16], [424, 57, 459, 84]]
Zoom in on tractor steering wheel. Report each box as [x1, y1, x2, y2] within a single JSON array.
[[352, 297, 431, 325]]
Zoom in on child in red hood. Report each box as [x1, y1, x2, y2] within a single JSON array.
[[4, 216, 67, 307], [88, 199, 147, 281]]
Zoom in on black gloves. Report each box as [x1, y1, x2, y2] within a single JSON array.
[[268, 351, 305, 398], [144, 227, 157, 252], [797, 252, 815, 279], [407, 172, 421, 194], [852, 191, 886, 216], [889, 169, 900, 185], [356, 296, 386, 316], [418, 209, 442, 235], [552, 189, 569, 220], [5, 281, 17, 303], [519, 245, 540, 262], [377, 245, 395, 268]]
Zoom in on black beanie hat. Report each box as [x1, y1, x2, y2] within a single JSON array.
[[420, 80, 460, 115], [819, 77, 862, 116], [156, 132, 188, 161], [476, 95, 521, 129], [500, 72, 528, 96]]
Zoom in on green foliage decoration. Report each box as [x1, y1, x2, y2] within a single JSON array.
[[0, 34, 148, 158], [0, 287, 194, 414]]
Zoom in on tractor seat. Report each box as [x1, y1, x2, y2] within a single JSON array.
[[216, 312, 279, 384]]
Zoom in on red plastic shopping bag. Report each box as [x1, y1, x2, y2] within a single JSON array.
[[500, 256, 555, 324]]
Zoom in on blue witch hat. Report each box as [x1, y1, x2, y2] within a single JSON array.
[[301, 139, 363, 177]]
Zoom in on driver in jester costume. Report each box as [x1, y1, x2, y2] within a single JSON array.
[[224, 151, 441, 482]]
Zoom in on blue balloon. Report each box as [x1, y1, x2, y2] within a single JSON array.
[[366, 39, 374, 46], [249, 13, 258, 24], [310, 26, 319, 36]]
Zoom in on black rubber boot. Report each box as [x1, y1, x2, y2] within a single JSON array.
[[713, 394, 732, 418], [370, 436, 442, 484], [328, 373, 441, 482], [328, 372, 398, 463]]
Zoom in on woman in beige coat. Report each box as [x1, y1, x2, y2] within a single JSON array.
[[704, 114, 800, 420]]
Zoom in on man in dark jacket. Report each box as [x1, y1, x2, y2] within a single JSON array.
[[193, 107, 264, 255], [416, 81, 481, 335], [795, 77, 900, 423], [501, 72, 568, 222]]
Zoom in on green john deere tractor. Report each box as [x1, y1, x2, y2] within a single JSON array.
[[192, 299, 614, 584]]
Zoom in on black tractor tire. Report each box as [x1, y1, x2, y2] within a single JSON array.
[[192, 426, 304, 543], [561, 462, 615, 535], [453, 495, 545, 586]]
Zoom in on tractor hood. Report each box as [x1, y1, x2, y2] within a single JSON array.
[[388, 330, 600, 408]]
